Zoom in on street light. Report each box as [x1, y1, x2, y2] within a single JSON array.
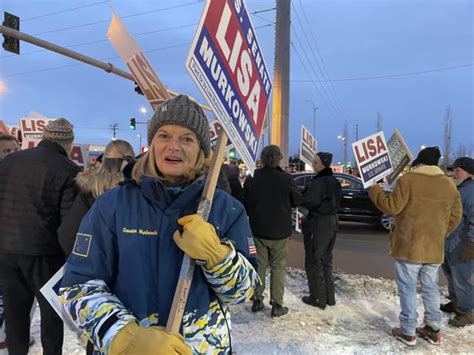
[[139, 106, 147, 114], [305, 99, 318, 137], [337, 134, 347, 170]]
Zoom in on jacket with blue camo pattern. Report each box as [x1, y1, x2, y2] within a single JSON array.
[[59, 176, 259, 354]]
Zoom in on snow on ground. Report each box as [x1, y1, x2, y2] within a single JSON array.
[[26, 268, 472, 354]]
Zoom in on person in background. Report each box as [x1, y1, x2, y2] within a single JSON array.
[[222, 161, 244, 202], [0, 133, 20, 162], [244, 144, 302, 317], [301, 152, 342, 310], [368, 146, 461, 347], [441, 157, 474, 327], [0, 118, 79, 355], [58, 139, 135, 255], [59, 95, 259, 354]]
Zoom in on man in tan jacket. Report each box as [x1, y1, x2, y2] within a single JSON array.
[[369, 146, 461, 347]]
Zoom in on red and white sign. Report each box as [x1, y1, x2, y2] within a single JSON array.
[[69, 144, 89, 168], [352, 131, 393, 188], [20, 118, 52, 150], [209, 119, 233, 151], [300, 125, 317, 167], [185, 0, 272, 174], [107, 12, 170, 110]]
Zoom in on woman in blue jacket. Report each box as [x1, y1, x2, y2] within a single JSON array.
[[60, 95, 259, 355]]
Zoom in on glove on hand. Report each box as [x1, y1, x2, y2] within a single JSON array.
[[462, 240, 474, 262], [173, 214, 231, 269], [109, 322, 191, 355]]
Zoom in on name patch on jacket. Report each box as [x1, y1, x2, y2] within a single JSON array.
[[122, 227, 159, 236], [72, 233, 92, 257]]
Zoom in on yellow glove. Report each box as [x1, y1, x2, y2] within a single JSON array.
[[109, 322, 191, 355], [173, 214, 231, 268]]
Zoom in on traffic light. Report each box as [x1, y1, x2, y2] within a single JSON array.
[[229, 148, 236, 159], [2, 12, 20, 55], [129, 118, 136, 130]]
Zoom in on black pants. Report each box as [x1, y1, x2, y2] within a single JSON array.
[[303, 214, 338, 306], [0, 253, 65, 355]]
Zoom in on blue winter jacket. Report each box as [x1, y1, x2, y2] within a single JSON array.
[[446, 177, 474, 252], [59, 176, 259, 354]]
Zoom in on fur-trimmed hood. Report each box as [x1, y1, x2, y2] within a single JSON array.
[[75, 170, 97, 194]]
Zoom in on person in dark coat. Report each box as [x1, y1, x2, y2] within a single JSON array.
[[0, 118, 80, 355], [301, 152, 342, 310], [244, 145, 302, 317], [58, 139, 135, 256], [222, 162, 244, 202]]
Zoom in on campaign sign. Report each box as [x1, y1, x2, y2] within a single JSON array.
[[185, 0, 272, 174], [20, 118, 52, 150], [209, 119, 233, 150], [385, 129, 414, 185], [300, 125, 317, 166], [352, 131, 393, 188], [69, 144, 90, 168]]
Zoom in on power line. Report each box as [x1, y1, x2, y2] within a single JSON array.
[[1, 42, 190, 78], [23, 1, 108, 22], [31, 1, 202, 36], [250, 8, 276, 15], [291, 3, 346, 123], [0, 23, 198, 59], [290, 63, 474, 82], [295, 0, 348, 121]]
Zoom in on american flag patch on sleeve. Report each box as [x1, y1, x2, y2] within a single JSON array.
[[247, 236, 257, 256]]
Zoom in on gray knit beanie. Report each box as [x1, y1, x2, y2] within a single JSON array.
[[42, 118, 74, 153], [147, 95, 210, 157]]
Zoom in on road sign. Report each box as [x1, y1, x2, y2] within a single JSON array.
[[185, 0, 272, 174]]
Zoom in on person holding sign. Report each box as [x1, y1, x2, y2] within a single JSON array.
[[301, 152, 342, 310], [368, 146, 462, 346], [59, 95, 259, 355]]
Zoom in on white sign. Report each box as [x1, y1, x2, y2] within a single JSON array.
[[19, 118, 52, 150], [185, 0, 272, 174], [352, 131, 393, 188], [385, 129, 413, 185], [299, 125, 317, 166], [69, 144, 90, 168]]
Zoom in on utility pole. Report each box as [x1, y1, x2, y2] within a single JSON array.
[[353, 123, 359, 142], [110, 123, 118, 139], [343, 121, 348, 171], [376, 112, 383, 132], [443, 106, 453, 169], [305, 99, 318, 138], [271, 0, 291, 169]]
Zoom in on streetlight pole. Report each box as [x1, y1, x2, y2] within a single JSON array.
[[305, 99, 318, 137], [137, 134, 142, 154]]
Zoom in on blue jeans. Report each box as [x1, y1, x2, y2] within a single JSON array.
[[395, 260, 442, 336], [443, 248, 474, 312]]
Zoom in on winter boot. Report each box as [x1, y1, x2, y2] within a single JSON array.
[[302, 296, 326, 310], [440, 300, 460, 314], [271, 303, 289, 317], [251, 298, 264, 313], [416, 325, 441, 345], [392, 328, 416, 347], [448, 312, 474, 328]]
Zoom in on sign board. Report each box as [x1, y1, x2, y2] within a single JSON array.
[[294, 208, 304, 233], [352, 131, 393, 188], [0, 120, 8, 135], [299, 125, 317, 166], [107, 12, 170, 109], [385, 129, 413, 185], [185, 0, 272, 174], [40, 266, 80, 335], [20, 118, 52, 150], [69, 144, 90, 168], [209, 119, 233, 150]]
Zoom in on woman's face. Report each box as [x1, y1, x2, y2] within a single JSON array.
[[152, 125, 200, 184], [312, 156, 325, 173]]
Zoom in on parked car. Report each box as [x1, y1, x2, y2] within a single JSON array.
[[292, 172, 394, 231]]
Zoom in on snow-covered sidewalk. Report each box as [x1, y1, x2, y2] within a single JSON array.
[[27, 268, 472, 354]]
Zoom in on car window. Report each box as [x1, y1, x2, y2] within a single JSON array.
[[336, 177, 362, 189], [294, 176, 306, 187]]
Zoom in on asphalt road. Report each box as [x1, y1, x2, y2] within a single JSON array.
[[288, 221, 447, 285]]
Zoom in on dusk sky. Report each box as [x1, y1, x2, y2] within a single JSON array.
[[0, 0, 472, 163]]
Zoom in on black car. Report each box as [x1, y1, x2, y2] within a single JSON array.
[[292, 172, 394, 231]]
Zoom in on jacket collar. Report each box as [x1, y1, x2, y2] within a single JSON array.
[[139, 175, 205, 211], [37, 139, 68, 156], [315, 167, 333, 178], [410, 165, 445, 176], [458, 177, 473, 188]]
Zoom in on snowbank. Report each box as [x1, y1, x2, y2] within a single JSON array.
[[28, 268, 472, 354]]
